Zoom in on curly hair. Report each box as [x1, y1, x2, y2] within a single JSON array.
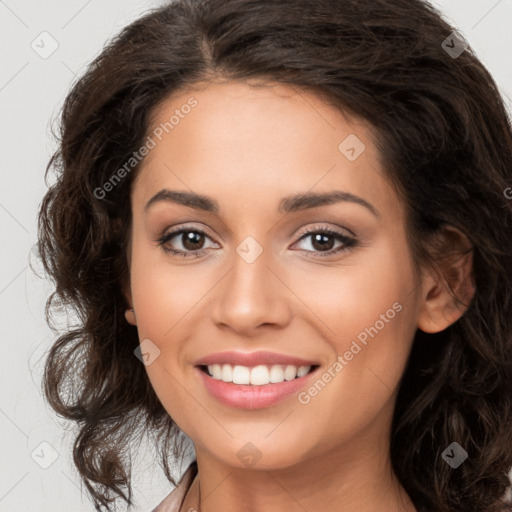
[[37, 0, 512, 510]]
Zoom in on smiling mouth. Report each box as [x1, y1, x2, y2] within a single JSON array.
[[198, 363, 318, 386]]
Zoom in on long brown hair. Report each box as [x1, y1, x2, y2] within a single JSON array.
[[38, 0, 512, 510]]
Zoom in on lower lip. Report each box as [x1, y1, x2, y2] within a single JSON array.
[[196, 366, 318, 409]]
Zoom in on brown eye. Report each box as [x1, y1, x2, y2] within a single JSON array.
[[180, 231, 206, 250], [157, 228, 218, 257], [309, 233, 336, 251], [293, 227, 357, 257]]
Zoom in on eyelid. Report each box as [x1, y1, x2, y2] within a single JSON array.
[[293, 223, 356, 240], [156, 222, 215, 239]]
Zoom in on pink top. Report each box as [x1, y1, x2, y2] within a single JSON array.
[[151, 461, 198, 512]]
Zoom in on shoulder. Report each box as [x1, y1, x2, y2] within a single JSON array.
[[151, 460, 198, 512]]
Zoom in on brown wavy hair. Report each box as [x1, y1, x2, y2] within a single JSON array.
[[37, 0, 512, 510]]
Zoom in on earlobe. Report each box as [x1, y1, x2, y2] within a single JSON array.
[[417, 284, 466, 333], [417, 227, 475, 334], [125, 308, 137, 325]]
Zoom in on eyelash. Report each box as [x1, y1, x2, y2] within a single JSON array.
[[156, 225, 357, 259]]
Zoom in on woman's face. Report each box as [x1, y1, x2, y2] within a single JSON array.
[[126, 80, 426, 470]]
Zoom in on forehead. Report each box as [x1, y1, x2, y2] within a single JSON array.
[[132, 80, 402, 223]]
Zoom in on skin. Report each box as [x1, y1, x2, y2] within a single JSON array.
[[124, 79, 474, 512]]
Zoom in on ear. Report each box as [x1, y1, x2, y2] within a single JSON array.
[[417, 225, 476, 334], [120, 230, 137, 326], [122, 281, 137, 326]]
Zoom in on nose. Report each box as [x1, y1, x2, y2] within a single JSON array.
[[211, 247, 292, 336]]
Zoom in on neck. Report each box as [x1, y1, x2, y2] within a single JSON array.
[[181, 424, 416, 512]]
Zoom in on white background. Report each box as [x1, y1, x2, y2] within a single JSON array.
[[1, 0, 511, 510]]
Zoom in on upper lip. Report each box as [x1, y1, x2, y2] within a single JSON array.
[[195, 351, 319, 368]]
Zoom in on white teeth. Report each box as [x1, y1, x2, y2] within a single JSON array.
[[297, 365, 310, 377], [284, 365, 298, 381], [206, 364, 312, 385], [232, 365, 250, 384], [269, 365, 285, 383], [211, 364, 222, 379], [250, 365, 270, 386], [221, 364, 233, 382]]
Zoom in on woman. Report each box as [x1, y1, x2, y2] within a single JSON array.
[[37, 0, 512, 511]]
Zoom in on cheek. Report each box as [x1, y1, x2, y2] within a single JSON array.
[[331, 250, 418, 383], [128, 238, 214, 342], [128, 264, 197, 428], [293, 294, 417, 452], [304, 255, 418, 419], [128, 243, 220, 424], [290, 247, 419, 439], [287, 234, 417, 353]]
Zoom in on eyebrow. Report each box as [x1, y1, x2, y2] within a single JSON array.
[[144, 189, 380, 217]]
